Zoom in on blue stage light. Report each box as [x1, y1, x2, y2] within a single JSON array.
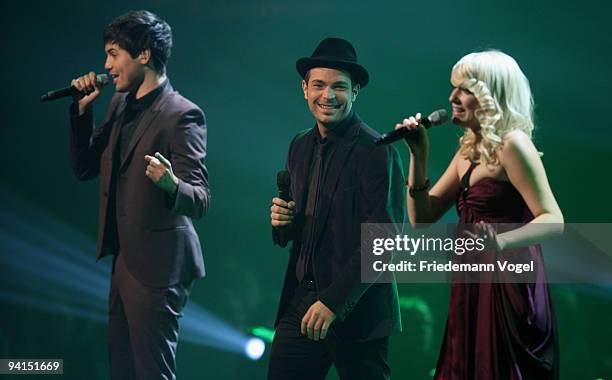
[[244, 337, 266, 361], [180, 302, 267, 359], [0, 185, 266, 360]]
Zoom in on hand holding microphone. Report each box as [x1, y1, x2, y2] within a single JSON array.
[[40, 72, 111, 115], [395, 112, 430, 158], [272, 170, 295, 247], [376, 109, 447, 144], [71, 72, 105, 115], [376, 109, 448, 159]]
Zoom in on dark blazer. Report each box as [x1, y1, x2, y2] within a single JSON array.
[[274, 112, 405, 342], [69, 83, 209, 287]]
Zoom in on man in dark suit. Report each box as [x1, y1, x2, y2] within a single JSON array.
[[268, 37, 405, 380], [68, 10, 209, 380]]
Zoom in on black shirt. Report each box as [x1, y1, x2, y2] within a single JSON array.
[[295, 111, 356, 283], [106, 80, 169, 254], [116, 80, 168, 162]]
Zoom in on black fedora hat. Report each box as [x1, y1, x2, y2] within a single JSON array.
[[296, 37, 369, 88]]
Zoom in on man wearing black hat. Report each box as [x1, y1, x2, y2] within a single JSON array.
[[268, 37, 405, 380]]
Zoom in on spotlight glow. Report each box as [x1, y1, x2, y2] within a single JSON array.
[[0, 186, 262, 360], [244, 337, 265, 360]]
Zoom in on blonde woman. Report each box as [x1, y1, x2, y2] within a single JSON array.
[[396, 50, 563, 379]]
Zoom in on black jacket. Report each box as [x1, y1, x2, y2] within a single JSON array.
[[274, 112, 405, 341]]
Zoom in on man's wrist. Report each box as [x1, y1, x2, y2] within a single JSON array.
[[168, 174, 179, 194], [71, 101, 92, 117], [77, 101, 91, 116]]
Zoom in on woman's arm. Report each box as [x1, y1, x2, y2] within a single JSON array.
[[408, 150, 461, 226], [397, 113, 461, 226], [495, 130, 564, 249]]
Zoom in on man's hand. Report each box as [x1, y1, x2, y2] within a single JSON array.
[[144, 152, 179, 194], [301, 300, 336, 341], [271, 197, 295, 227], [71, 71, 101, 115]]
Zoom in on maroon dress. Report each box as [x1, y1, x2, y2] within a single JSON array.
[[434, 162, 558, 380]]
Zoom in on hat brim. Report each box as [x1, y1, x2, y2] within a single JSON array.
[[296, 57, 369, 88]]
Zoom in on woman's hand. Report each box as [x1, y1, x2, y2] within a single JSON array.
[[395, 112, 429, 159], [464, 221, 503, 252]]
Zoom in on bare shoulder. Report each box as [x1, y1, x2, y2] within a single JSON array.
[[500, 130, 539, 165], [452, 149, 470, 178]]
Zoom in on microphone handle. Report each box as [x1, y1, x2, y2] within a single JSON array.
[[420, 117, 433, 128], [274, 191, 293, 248], [375, 118, 433, 146], [40, 74, 109, 102], [41, 86, 81, 102]]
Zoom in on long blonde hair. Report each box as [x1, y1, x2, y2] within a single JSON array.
[[453, 50, 535, 165]]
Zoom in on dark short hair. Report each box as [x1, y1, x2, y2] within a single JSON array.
[[104, 10, 172, 74]]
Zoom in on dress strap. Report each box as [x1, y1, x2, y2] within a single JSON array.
[[460, 161, 479, 192]]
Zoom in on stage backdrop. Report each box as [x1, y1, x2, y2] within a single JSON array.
[[1, 0, 611, 379]]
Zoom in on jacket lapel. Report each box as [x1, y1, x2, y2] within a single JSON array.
[[312, 116, 361, 250], [118, 84, 172, 172], [291, 130, 315, 215], [109, 99, 127, 156]]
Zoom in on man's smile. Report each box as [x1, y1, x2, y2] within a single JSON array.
[[316, 102, 341, 110]]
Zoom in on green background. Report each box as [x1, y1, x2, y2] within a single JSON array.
[[1, 0, 611, 378]]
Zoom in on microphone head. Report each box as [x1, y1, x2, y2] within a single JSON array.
[[277, 170, 290, 191], [427, 109, 449, 126], [96, 73, 111, 87]]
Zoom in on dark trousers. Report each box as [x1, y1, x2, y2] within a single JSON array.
[[108, 254, 193, 380], [268, 283, 391, 380]]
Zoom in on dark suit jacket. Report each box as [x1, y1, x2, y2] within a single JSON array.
[[274, 112, 405, 342], [69, 83, 209, 287]]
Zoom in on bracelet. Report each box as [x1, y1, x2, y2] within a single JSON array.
[[408, 178, 430, 198]]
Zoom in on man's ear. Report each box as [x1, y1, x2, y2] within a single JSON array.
[[302, 79, 308, 100], [352, 83, 360, 102], [138, 48, 152, 65]]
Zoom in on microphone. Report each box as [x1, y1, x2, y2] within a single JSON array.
[[375, 109, 449, 145], [40, 74, 111, 102], [273, 170, 292, 248]]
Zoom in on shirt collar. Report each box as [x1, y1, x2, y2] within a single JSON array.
[[313, 110, 360, 145], [126, 79, 168, 111]]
